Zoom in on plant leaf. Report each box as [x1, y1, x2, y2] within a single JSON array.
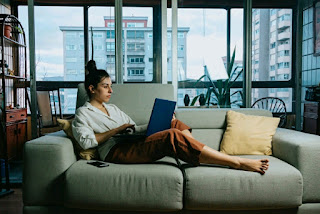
[[227, 47, 236, 78], [190, 95, 200, 106]]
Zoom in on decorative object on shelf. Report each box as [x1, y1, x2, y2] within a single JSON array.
[[3, 24, 11, 38], [0, 60, 8, 74], [199, 94, 206, 106], [7, 68, 14, 76], [183, 94, 190, 106], [305, 86, 317, 101]]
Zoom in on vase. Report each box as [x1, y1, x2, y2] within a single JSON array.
[[4, 25, 11, 38]]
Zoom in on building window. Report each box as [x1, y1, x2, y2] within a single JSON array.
[[270, 42, 276, 49], [107, 22, 114, 27], [148, 33, 153, 38], [127, 43, 144, 51], [278, 50, 290, 56], [270, 65, 276, 71], [66, 32, 77, 37], [107, 56, 115, 63], [277, 62, 290, 69], [270, 76, 275, 81], [79, 33, 84, 38], [66, 69, 77, 74], [94, 45, 103, 50], [284, 74, 289, 79], [270, 9, 277, 16], [278, 14, 291, 22], [128, 56, 144, 63], [178, 45, 184, 51], [106, 42, 115, 51], [167, 33, 171, 38], [66, 45, 76, 50], [270, 31, 276, 40], [178, 32, 184, 38], [128, 69, 144, 76], [107, 30, 115, 39], [66, 58, 77, 63], [93, 32, 103, 38], [255, 29, 259, 35], [127, 30, 144, 39]]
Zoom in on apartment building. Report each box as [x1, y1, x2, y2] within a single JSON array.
[[60, 16, 189, 113]]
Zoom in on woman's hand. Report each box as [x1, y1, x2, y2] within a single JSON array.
[[117, 124, 135, 134], [172, 112, 176, 121]]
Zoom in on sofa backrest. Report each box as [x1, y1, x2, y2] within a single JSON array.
[[76, 83, 174, 125], [175, 108, 272, 150]]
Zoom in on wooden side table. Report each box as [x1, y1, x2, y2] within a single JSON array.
[[303, 101, 320, 135]]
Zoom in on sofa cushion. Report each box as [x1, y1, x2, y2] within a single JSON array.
[[175, 108, 272, 129], [220, 110, 280, 155], [64, 159, 183, 211], [184, 155, 302, 210]]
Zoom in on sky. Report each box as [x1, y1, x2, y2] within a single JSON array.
[[18, 6, 244, 81]]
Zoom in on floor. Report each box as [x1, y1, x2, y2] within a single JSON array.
[[0, 188, 23, 214], [0, 160, 23, 214]]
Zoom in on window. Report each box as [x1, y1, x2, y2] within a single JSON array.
[[66, 45, 76, 50], [128, 69, 144, 76], [127, 30, 144, 39], [127, 43, 144, 51], [66, 69, 77, 74], [270, 31, 276, 40], [66, 32, 77, 37], [107, 22, 114, 27], [106, 42, 115, 51], [167, 33, 171, 38], [277, 62, 290, 69], [128, 56, 144, 63], [65, 58, 77, 63], [107, 56, 115, 63], [270, 76, 275, 81], [255, 21, 260, 26], [178, 45, 184, 51], [94, 45, 103, 50], [278, 14, 291, 22], [270, 9, 277, 16], [148, 33, 153, 38], [149, 58, 153, 62], [284, 74, 289, 79], [278, 50, 290, 56], [270, 65, 276, 71], [270, 42, 276, 49], [178, 32, 184, 38], [255, 29, 259, 35], [107, 30, 115, 39], [93, 32, 103, 38]]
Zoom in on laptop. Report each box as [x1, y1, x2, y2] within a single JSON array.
[[146, 98, 176, 136], [114, 98, 176, 138]]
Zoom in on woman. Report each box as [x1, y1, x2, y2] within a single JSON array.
[[72, 62, 269, 174]]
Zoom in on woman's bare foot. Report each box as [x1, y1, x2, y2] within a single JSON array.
[[234, 157, 269, 175]]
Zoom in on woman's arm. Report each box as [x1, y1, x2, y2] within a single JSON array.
[[95, 123, 135, 144]]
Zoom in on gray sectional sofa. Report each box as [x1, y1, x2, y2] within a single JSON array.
[[23, 84, 320, 214]]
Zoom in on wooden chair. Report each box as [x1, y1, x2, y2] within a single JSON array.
[[251, 97, 287, 128], [36, 89, 62, 136]]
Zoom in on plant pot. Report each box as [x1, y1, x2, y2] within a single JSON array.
[[4, 25, 11, 38]]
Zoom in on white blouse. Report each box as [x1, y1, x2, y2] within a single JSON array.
[[72, 102, 146, 150]]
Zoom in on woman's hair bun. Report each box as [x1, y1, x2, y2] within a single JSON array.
[[86, 60, 97, 73]]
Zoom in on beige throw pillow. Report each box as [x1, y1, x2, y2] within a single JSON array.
[[220, 110, 280, 155], [57, 119, 98, 160]]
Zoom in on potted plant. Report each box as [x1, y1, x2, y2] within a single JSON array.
[[190, 48, 243, 108]]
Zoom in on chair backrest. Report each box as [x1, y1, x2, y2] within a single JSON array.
[[251, 97, 287, 127], [37, 91, 54, 127], [76, 83, 175, 125]]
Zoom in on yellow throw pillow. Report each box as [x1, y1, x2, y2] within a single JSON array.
[[220, 110, 280, 155], [57, 119, 98, 160]]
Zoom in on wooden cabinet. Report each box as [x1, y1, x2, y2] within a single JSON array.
[[303, 102, 320, 135]]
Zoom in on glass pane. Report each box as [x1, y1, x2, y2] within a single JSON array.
[[123, 7, 153, 82], [252, 9, 293, 81], [18, 6, 84, 82], [174, 9, 243, 108]]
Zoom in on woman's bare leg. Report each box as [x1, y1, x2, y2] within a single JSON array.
[[199, 146, 269, 174]]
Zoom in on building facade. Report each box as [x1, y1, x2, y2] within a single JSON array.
[[60, 16, 189, 113]]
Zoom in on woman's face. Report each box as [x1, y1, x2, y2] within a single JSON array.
[[90, 77, 113, 103]]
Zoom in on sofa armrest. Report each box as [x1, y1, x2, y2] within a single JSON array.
[[272, 128, 320, 202], [23, 134, 77, 206]]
